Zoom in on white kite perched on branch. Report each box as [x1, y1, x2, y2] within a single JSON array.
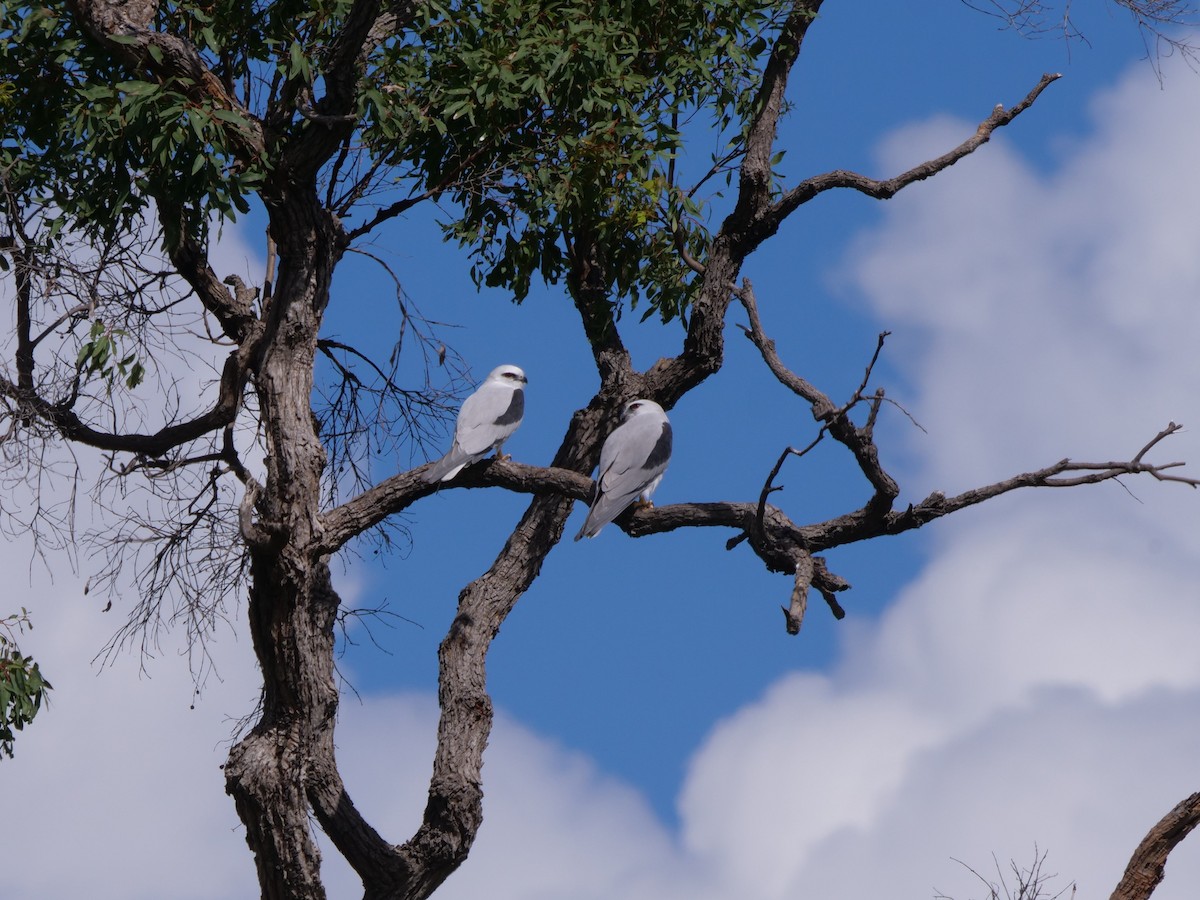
[[575, 399, 672, 540], [423, 364, 527, 483]]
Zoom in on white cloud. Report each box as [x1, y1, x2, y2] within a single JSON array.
[[849, 64, 1200, 492], [679, 674, 943, 897], [678, 507, 1200, 900], [0, 213, 266, 899], [790, 686, 1200, 900], [654, 55, 1200, 900], [0, 561, 259, 900], [731, 55, 1200, 899]]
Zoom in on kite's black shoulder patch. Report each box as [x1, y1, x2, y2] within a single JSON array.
[[645, 421, 672, 468], [494, 389, 524, 426]]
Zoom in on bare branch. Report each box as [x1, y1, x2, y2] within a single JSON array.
[[736, 279, 900, 511], [321, 425, 1195, 557], [765, 72, 1061, 231], [0, 344, 251, 457], [890, 424, 1198, 535], [812, 557, 848, 619], [1111, 791, 1200, 900], [318, 414, 1191, 641], [647, 1, 826, 406], [937, 845, 1075, 900], [783, 551, 813, 635], [961, 1, 1200, 75]]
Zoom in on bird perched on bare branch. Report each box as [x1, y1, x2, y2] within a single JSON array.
[[423, 364, 527, 483], [576, 399, 672, 540]]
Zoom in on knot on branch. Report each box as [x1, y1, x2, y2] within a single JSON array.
[[222, 274, 259, 316], [727, 503, 848, 635], [239, 480, 283, 550]]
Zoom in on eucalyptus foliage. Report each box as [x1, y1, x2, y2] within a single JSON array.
[[388, 0, 790, 318], [2, 0, 789, 318], [0, 610, 51, 760]]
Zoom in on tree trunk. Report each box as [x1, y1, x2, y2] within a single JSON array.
[[224, 186, 346, 900]]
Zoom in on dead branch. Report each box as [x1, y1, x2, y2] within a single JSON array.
[[936, 845, 1074, 900], [766, 72, 1061, 226], [736, 278, 900, 510], [784, 552, 813, 634], [891, 424, 1199, 534], [1110, 792, 1200, 900], [320, 426, 1196, 556], [319, 415, 1191, 636]]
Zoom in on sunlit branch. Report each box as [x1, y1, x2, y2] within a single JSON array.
[[767, 72, 1061, 228], [735, 278, 899, 509], [1110, 790, 1200, 900], [884, 424, 1198, 533], [321, 421, 1195, 581]]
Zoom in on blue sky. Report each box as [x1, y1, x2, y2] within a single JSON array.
[[322, 0, 1170, 824], [6, 4, 1200, 899]]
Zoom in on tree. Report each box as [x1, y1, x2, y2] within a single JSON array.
[[1, 1, 1197, 898]]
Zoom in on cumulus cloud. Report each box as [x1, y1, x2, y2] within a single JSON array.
[[849, 64, 1200, 490], [676, 56, 1200, 900], [680, 510, 1200, 900], [0, 560, 259, 900]]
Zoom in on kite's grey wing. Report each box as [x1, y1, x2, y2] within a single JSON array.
[[575, 403, 671, 540], [422, 365, 526, 484], [456, 382, 524, 456]]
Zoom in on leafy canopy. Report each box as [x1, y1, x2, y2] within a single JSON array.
[[382, 0, 787, 317], [2, 0, 788, 320]]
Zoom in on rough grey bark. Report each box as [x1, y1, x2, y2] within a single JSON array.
[[223, 190, 347, 900], [1110, 792, 1200, 900]]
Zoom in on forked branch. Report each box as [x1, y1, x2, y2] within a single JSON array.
[[735, 278, 900, 511], [891, 423, 1199, 536]]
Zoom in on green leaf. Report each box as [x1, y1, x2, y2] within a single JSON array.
[[211, 108, 250, 128]]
